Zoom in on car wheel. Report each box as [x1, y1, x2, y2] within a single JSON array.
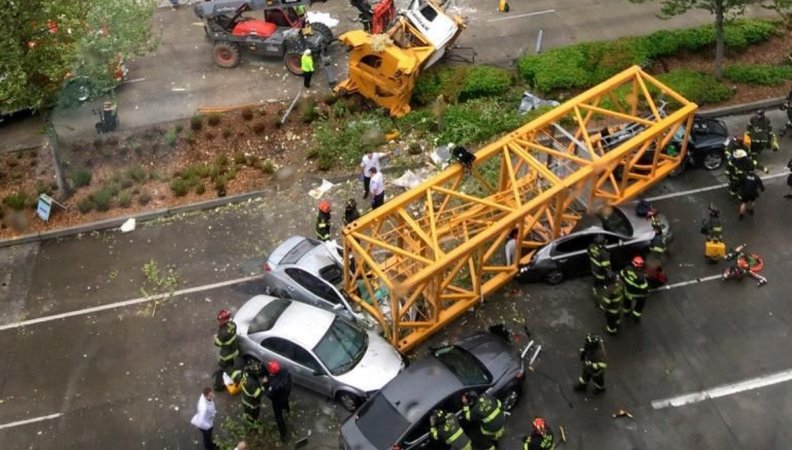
[[702, 151, 723, 170], [213, 42, 240, 68], [501, 385, 522, 411], [544, 269, 564, 285], [337, 391, 363, 412]]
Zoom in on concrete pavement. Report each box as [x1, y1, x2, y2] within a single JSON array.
[[2, 109, 792, 449]]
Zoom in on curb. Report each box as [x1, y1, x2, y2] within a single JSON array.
[[699, 96, 787, 118], [0, 190, 265, 249]]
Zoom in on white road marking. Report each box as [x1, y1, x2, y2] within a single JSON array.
[[0, 413, 62, 430], [123, 77, 146, 84], [487, 9, 556, 22], [0, 274, 263, 332], [651, 369, 792, 409], [646, 172, 787, 202], [651, 274, 722, 292]]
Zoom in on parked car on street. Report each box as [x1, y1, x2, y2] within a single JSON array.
[[516, 202, 671, 284], [235, 295, 404, 411], [339, 330, 525, 450], [669, 115, 729, 175]]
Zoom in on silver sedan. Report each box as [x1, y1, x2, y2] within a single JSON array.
[[234, 295, 404, 411]]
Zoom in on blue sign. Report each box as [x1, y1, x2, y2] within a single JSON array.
[[36, 194, 53, 222]]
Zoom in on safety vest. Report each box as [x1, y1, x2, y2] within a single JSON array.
[[295, 5, 306, 16], [619, 266, 648, 300], [301, 53, 314, 73]]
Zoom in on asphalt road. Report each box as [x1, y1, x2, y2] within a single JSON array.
[[1, 109, 791, 449], [45, 0, 775, 141]]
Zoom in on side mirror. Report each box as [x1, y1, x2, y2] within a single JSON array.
[[332, 303, 344, 311]]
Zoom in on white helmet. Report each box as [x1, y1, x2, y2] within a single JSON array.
[[734, 149, 748, 159], [303, 49, 311, 56]]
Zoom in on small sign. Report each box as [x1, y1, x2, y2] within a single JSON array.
[[36, 193, 53, 222]]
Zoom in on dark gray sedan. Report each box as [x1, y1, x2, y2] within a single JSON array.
[[339, 331, 525, 450]]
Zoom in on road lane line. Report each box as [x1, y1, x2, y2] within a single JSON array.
[[0, 413, 62, 430], [651, 274, 722, 292], [487, 9, 555, 22], [646, 172, 787, 202], [651, 369, 792, 409], [0, 274, 263, 332]]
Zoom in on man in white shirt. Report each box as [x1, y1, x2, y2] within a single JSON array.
[[360, 151, 390, 199], [191, 388, 217, 450], [368, 167, 385, 209], [504, 228, 518, 266]]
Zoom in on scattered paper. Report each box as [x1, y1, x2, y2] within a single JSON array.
[[308, 179, 334, 199], [306, 12, 340, 28], [392, 170, 425, 189], [120, 218, 136, 233]]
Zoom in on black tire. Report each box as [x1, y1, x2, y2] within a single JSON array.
[[501, 385, 522, 411], [337, 391, 363, 412], [283, 39, 306, 75], [702, 150, 724, 171], [213, 42, 240, 68], [544, 269, 564, 285], [310, 22, 334, 47]]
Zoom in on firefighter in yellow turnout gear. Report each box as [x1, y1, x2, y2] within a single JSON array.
[[620, 256, 649, 323], [462, 391, 505, 449], [430, 409, 472, 450]]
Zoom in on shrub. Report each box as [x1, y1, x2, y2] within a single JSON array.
[[126, 165, 148, 183], [190, 114, 204, 131], [118, 191, 132, 208], [241, 107, 254, 121], [170, 178, 190, 196], [204, 131, 215, 141], [207, 112, 222, 126], [252, 121, 267, 135], [195, 183, 206, 195], [258, 159, 276, 174], [214, 175, 227, 197], [656, 70, 734, 105], [234, 152, 247, 165], [70, 167, 92, 188], [215, 153, 229, 167], [175, 124, 184, 133], [164, 128, 178, 147], [77, 197, 95, 214], [301, 99, 320, 123], [437, 98, 528, 146], [138, 191, 152, 206], [222, 128, 233, 139], [90, 188, 114, 212], [413, 65, 471, 105], [3, 192, 31, 211], [723, 64, 792, 86], [459, 66, 512, 101], [312, 112, 392, 170], [120, 177, 135, 189]]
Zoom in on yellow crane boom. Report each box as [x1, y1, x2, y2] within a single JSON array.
[[343, 66, 698, 351]]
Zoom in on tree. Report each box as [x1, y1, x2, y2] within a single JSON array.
[[629, 0, 760, 79], [0, 0, 157, 114]]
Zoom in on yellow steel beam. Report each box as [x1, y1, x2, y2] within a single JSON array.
[[343, 66, 698, 351]]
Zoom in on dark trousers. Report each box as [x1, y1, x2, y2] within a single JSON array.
[[243, 405, 260, 423], [272, 400, 290, 439], [372, 192, 385, 209], [199, 427, 216, 450], [579, 367, 605, 391], [623, 296, 634, 314], [604, 310, 620, 334], [632, 296, 647, 319], [303, 71, 313, 88], [362, 176, 371, 198]]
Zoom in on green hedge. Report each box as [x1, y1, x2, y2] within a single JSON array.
[[437, 98, 547, 146], [312, 112, 393, 170], [656, 70, 734, 105], [413, 65, 512, 105], [723, 64, 792, 85], [517, 19, 778, 93], [459, 66, 513, 102]]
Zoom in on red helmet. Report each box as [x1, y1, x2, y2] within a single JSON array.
[[632, 256, 645, 268], [267, 360, 281, 375], [532, 417, 547, 435], [318, 200, 331, 214], [217, 309, 231, 324]]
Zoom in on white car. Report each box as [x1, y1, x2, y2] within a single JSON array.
[[235, 295, 404, 411]]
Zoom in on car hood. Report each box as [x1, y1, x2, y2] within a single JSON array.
[[457, 333, 519, 384], [334, 332, 404, 392]]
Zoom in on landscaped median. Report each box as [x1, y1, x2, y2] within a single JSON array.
[[1, 19, 790, 241]]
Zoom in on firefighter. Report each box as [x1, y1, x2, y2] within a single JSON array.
[[263, 361, 292, 441], [522, 417, 554, 450], [620, 256, 649, 323], [315, 200, 331, 241], [240, 362, 263, 423], [430, 409, 473, 450], [214, 309, 238, 370], [462, 391, 505, 449], [574, 334, 608, 394], [599, 270, 624, 335], [343, 198, 360, 226], [781, 90, 792, 137], [738, 171, 765, 220], [587, 234, 611, 296], [647, 219, 668, 261], [701, 203, 723, 242], [745, 109, 778, 154]]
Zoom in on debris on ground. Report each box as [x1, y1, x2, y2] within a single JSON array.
[[519, 92, 560, 114], [308, 179, 335, 199], [612, 409, 634, 419], [120, 218, 136, 233]]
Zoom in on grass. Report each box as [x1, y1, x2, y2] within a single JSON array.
[[69, 167, 92, 188]]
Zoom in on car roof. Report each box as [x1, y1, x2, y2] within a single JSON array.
[[379, 355, 463, 424], [236, 295, 335, 349], [268, 236, 338, 276]]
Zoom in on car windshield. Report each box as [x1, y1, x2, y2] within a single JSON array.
[[313, 317, 368, 375], [318, 263, 343, 285], [600, 208, 632, 237], [432, 345, 491, 386], [279, 238, 321, 265], [247, 299, 290, 334], [357, 393, 410, 449]]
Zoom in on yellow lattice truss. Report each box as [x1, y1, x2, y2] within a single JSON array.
[[343, 66, 698, 351]]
